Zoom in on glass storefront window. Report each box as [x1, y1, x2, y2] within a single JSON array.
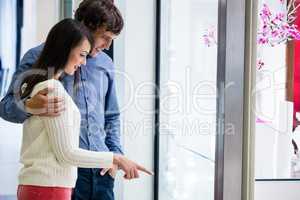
[[158, 0, 219, 199], [254, 0, 300, 180]]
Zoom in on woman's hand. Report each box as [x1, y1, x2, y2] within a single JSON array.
[[113, 154, 154, 180]]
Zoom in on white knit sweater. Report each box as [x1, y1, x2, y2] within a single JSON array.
[[18, 79, 113, 188]]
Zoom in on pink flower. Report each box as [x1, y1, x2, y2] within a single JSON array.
[[271, 30, 280, 37], [257, 59, 265, 70], [203, 35, 211, 47], [275, 12, 285, 21], [257, 1, 300, 46], [261, 4, 272, 18], [202, 27, 217, 47], [258, 37, 269, 45]]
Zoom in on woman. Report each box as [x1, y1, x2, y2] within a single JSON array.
[[17, 19, 152, 200]]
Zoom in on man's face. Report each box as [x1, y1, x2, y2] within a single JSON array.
[[90, 28, 117, 57]]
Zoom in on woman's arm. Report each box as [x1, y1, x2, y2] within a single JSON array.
[[38, 80, 153, 178], [40, 80, 113, 168]]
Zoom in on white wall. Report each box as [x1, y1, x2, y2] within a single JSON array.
[[255, 181, 300, 200], [117, 0, 155, 199], [74, 0, 81, 10], [36, 0, 60, 44], [21, 0, 60, 57]]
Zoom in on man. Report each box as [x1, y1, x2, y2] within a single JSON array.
[[0, 1, 128, 199]]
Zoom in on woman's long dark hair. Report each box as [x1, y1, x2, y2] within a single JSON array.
[[20, 18, 93, 99]]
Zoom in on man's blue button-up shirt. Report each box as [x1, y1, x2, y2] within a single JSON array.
[[0, 44, 123, 155]]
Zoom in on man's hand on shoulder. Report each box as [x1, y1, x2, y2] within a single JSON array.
[[24, 87, 65, 117]]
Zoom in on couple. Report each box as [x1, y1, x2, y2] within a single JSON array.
[[0, 1, 152, 200]]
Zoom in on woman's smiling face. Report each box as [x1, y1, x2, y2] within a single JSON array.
[[64, 38, 91, 75]]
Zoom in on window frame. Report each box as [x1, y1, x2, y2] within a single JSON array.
[[154, 0, 254, 200]]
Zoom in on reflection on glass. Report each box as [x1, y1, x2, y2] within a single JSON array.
[[158, 0, 219, 199], [255, 0, 300, 179]]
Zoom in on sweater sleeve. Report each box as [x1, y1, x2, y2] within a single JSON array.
[[37, 80, 113, 169]]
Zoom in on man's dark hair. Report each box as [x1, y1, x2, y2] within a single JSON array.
[[75, 0, 124, 35], [20, 18, 93, 99]]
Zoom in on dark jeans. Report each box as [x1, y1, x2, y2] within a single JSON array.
[[72, 168, 115, 200]]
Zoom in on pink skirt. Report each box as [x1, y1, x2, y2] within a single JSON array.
[[17, 185, 72, 200]]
